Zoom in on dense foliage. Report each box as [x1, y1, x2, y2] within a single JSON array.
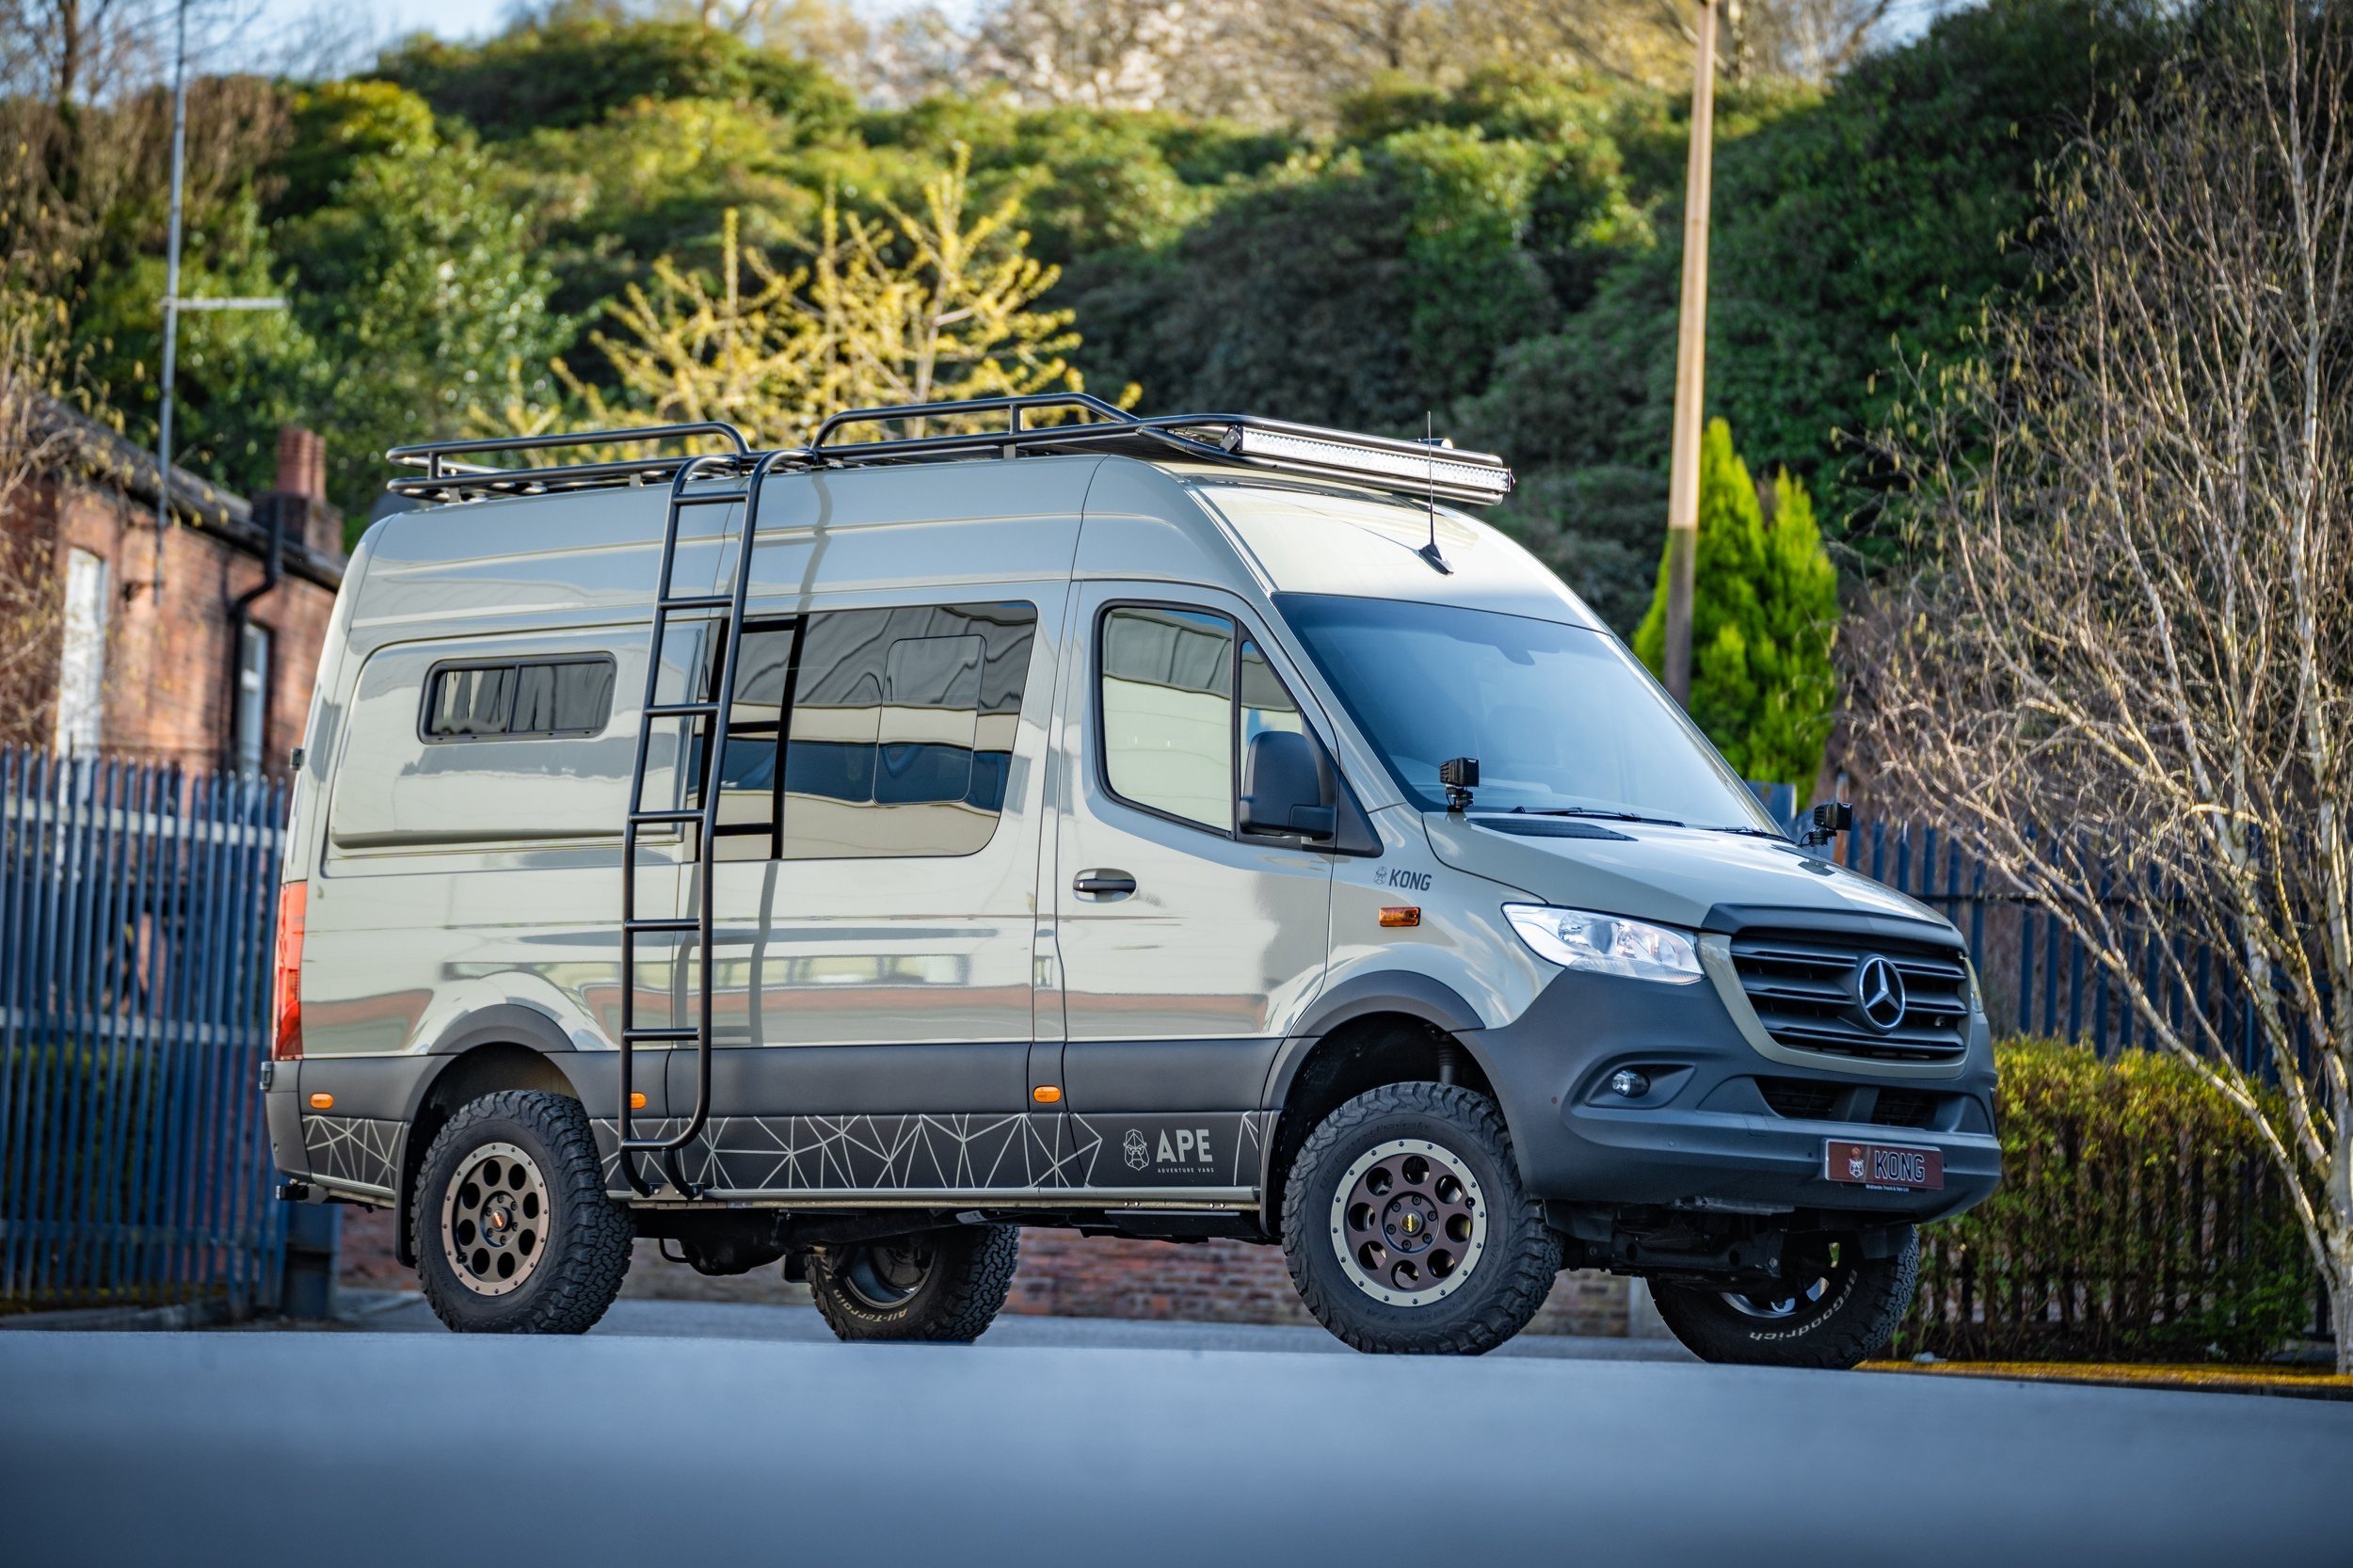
[[1901, 1039, 2320, 1363], [5, 0, 2169, 584]]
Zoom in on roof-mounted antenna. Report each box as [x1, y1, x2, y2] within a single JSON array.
[[1417, 411, 1452, 575]]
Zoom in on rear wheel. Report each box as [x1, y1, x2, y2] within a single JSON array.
[[1649, 1226, 1919, 1368], [1282, 1081, 1561, 1354], [411, 1090, 633, 1334], [808, 1225, 1019, 1342]]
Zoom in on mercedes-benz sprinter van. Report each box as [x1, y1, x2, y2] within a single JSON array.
[[263, 396, 1999, 1361]]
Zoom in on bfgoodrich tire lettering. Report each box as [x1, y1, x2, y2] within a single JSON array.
[[808, 1225, 1019, 1342], [1282, 1082, 1561, 1354], [1649, 1226, 1920, 1368], [411, 1090, 633, 1335]]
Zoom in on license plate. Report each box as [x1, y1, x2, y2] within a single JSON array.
[[1824, 1139, 1944, 1192]]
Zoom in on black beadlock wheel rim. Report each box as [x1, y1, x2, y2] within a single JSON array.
[[440, 1141, 551, 1298], [1328, 1138, 1489, 1307]]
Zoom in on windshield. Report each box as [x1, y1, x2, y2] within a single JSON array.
[[1276, 594, 1779, 832]]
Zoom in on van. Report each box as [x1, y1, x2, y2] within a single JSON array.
[[263, 395, 1999, 1362]]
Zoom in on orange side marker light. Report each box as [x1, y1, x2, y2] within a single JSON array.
[[1032, 1085, 1063, 1105], [1379, 906, 1421, 928], [308, 1092, 334, 1111], [630, 1092, 648, 1111]]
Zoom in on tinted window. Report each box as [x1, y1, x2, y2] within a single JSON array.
[[1099, 606, 1236, 831], [699, 604, 1036, 860], [425, 658, 615, 740]]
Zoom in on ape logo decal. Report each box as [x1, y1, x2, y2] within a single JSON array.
[[1123, 1129, 1150, 1170]]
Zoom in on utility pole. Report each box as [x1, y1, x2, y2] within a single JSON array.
[[152, 0, 283, 600], [1661, 0, 1719, 708], [153, 0, 191, 600]]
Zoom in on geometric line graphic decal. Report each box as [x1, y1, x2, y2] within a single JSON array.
[[301, 1114, 401, 1192], [591, 1109, 1274, 1199]]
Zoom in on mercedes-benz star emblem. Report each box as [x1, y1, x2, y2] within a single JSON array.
[[1853, 953, 1907, 1032]]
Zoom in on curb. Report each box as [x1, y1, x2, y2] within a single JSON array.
[[1863, 1361, 2353, 1402], [0, 1297, 242, 1333]]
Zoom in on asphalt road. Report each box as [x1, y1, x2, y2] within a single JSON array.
[[4, 1319, 2345, 1568]]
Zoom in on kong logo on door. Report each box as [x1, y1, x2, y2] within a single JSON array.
[[1123, 1129, 1150, 1170]]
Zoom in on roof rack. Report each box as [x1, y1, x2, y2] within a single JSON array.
[[383, 394, 1514, 508]]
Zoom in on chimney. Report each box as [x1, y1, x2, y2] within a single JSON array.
[[276, 426, 325, 504], [269, 426, 340, 557]]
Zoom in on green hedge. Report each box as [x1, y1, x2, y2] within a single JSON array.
[[1898, 1039, 2319, 1362]]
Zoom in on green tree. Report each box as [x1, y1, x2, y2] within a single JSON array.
[[487, 145, 1123, 449], [1632, 419, 1837, 789], [270, 84, 570, 527]]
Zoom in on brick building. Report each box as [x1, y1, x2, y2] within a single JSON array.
[[4, 408, 344, 771]]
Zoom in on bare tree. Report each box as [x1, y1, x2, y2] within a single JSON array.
[[0, 0, 255, 106], [0, 296, 76, 747], [1852, 0, 2353, 1368]]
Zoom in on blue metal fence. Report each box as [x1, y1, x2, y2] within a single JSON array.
[[1827, 817, 2275, 1066], [0, 746, 289, 1314]]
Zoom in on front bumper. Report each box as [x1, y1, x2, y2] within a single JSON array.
[[1461, 963, 2002, 1225]]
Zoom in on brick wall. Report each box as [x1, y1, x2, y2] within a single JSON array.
[[50, 481, 339, 772]]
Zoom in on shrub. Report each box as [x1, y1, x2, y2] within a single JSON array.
[[1900, 1038, 2320, 1362]]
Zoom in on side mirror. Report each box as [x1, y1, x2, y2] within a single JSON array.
[[1241, 729, 1335, 840]]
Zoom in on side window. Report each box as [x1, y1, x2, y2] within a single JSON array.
[[1099, 605, 1236, 832], [1239, 637, 1305, 744], [424, 657, 615, 741], [703, 603, 1037, 861], [706, 623, 796, 858]]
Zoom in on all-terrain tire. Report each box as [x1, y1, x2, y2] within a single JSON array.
[[1649, 1226, 1920, 1368], [808, 1225, 1019, 1342], [1282, 1081, 1561, 1354], [411, 1090, 633, 1335]]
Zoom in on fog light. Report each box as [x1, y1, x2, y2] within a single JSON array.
[[1609, 1069, 1650, 1099]]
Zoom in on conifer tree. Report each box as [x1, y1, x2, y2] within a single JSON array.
[[479, 142, 1127, 449], [1632, 419, 1838, 790]]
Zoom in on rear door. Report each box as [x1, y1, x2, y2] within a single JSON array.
[[1047, 585, 1336, 1196]]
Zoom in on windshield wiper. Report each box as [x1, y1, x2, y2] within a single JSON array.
[[1706, 825, 1791, 840], [1504, 806, 1686, 827]]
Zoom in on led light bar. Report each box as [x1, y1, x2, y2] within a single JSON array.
[[1220, 424, 1513, 504]]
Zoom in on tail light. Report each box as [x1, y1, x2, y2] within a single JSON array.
[[271, 881, 307, 1061]]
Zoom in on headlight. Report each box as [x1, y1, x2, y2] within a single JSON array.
[[1503, 904, 1703, 984]]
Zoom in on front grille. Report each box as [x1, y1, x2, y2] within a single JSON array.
[[1870, 1089, 1944, 1128], [1728, 931, 1971, 1065], [1756, 1078, 1843, 1119]]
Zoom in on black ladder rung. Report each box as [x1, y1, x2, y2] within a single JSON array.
[[642, 701, 720, 718], [624, 1027, 701, 1041], [657, 595, 734, 612], [672, 491, 749, 508], [629, 809, 704, 824], [625, 918, 700, 934]]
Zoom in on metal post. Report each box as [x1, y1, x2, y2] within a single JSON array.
[[153, 0, 191, 600], [1662, 0, 1719, 708]]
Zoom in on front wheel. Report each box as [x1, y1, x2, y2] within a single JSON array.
[[1281, 1081, 1561, 1354], [1649, 1226, 1919, 1368], [807, 1225, 1019, 1342]]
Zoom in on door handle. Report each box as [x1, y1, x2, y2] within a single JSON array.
[[1072, 870, 1137, 898]]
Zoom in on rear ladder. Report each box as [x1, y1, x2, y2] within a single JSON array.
[[616, 445, 789, 1198]]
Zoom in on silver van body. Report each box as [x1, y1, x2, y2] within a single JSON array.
[[264, 409, 1997, 1346]]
